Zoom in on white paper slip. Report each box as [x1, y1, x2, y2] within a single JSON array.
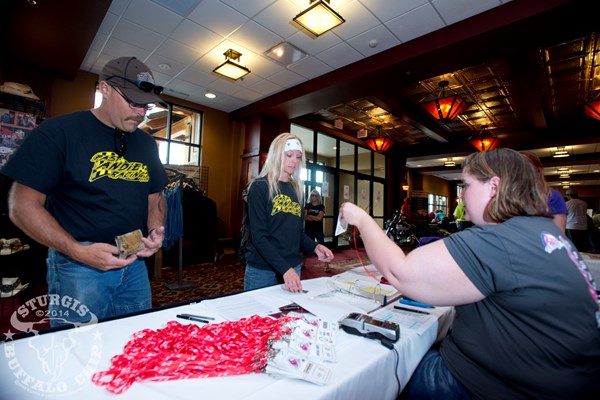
[[335, 213, 347, 236]]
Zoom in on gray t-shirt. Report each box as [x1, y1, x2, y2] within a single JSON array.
[[442, 216, 600, 399], [566, 198, 589, 230]]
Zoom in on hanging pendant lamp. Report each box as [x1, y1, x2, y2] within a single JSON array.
[[420, 80, 469, 123], [364, 126, 393, 153], [468, 125, 500, 152]]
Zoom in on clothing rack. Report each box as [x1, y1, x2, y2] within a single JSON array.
[[163, 168, 195, 290]]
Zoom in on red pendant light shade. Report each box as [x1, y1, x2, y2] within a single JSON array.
[[584, 100, 600, 120], [469, 126, 500, 152], [365, 136, 394, 152], [421, 80, 469, 122], [364, 125, 394, 153]]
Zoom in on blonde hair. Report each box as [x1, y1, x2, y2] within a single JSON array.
[[463, 148, 550, 222], [249, 132, 305, 202], [308, 189, 322, 205]]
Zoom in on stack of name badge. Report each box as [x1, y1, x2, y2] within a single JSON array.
[[265, 313, 336, 385]]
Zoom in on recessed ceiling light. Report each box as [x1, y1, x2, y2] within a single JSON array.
[[205, 91, 216, 99], [158, 63, 171, 71]]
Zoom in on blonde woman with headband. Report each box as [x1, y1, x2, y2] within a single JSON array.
[[244, 133, 334, 292]]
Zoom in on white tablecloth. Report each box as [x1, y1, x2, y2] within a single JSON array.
[[581, 252, 600, 284], [0, 277, 451, 400]]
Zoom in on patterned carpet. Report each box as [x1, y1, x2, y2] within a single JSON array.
[[0, 248, 370, 339], [151, 247, 370, 308]]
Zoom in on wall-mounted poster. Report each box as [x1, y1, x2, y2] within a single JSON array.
[[0, 108, 35, 170]]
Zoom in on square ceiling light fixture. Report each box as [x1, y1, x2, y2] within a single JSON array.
[[213, 49, 250, 81], [265, 42, 307, 66], [293, 0, 345, 37]]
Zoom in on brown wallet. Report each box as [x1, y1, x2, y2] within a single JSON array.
[[114, 229, 145, 259]]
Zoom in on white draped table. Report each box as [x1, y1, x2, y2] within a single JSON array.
[[0, 275, 452, 400]]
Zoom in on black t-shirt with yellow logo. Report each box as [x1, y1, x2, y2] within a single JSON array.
[[2, 110, 168, 243]]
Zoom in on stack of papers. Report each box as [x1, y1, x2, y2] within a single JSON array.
[[329, 268, 402, 306]]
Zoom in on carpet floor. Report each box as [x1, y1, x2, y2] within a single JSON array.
[[151, 247, 370, 308]]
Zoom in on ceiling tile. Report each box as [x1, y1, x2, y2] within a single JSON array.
[[332, 0, 381, 41], [187, 0, 249, 37], [316, 42, 363, 69], [169, 20, 223, 52], [220, 0, 278, 18], [247, 56, 287, 79], [346, 25, 401, 57], [123, 0, 183, 36], [253, 0, 302, 38], [107, 0, 130, 15], [111, 19, 166, 52], [287, 30, 341, 55], [101, 38, 151, 63], [166, 78, 204, 97], [385, 3, 445, 43], [358, 0, 429, 23], [176, 66, 219, 87], [249, 78, 283, 96], [155, 39, 204, 66], [152, 0, 202, 16], [144, 54, 188, 77], [267, 68, 305, 87], [288, 56, 333, 79], [228, 21, 283, 54], [97, 12, 119, 36], [230, 86, 264, 102]]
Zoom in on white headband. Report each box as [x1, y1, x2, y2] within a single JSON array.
[[285, 139, 302, 152]]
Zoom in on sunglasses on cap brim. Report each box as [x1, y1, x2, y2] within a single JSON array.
[[105, 76, 163, 95]]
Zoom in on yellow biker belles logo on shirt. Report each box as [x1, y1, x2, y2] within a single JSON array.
[[88, 151, 150, 182], [271, 194, 301, 217]]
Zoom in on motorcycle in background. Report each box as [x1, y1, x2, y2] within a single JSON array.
[[384, 210, 419, 248], [384, 210, 454, 248]]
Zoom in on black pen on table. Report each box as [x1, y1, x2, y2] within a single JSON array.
[[176, 314, 211, 323], [394, 305, 430, 315]]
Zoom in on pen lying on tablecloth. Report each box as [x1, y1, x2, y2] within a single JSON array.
[[176, 314, 214, 323]]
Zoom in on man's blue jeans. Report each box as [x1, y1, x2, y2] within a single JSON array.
[[400, 348, 471, 399], [244, 264, 301, 291], [47, 248, 152, 327]]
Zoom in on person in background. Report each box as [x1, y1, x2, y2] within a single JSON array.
[[2, 56, 168, 325], [433, 209, 445, 224], [339, 148, 599, 399], [304, 189, 325, 244], [590, 209, 600, 253], [244, 133, 333, 293], [400, 197, 411, 221], [565, 188, 590, 252], [521, 151, 567, 232], [452, 200, 473, 231], [237, 187, 250, 266]]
